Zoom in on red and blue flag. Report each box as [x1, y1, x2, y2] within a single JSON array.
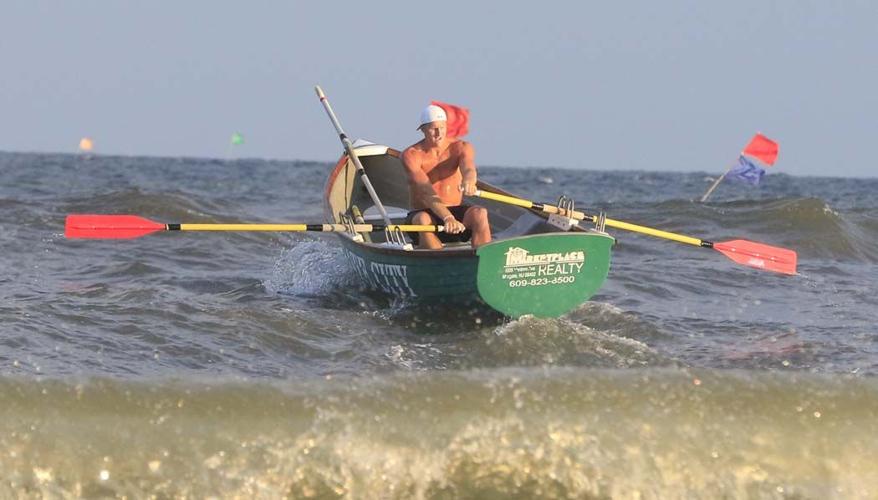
[[727, 133, 779, 186], [700, 133, 780, 201], [742, 133, 779, 166], [728, 155, 766, 185]]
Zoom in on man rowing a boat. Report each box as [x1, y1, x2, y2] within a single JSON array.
[[402, 104, 492, 249]]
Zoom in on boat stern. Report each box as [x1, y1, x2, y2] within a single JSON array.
[[476, 232, 614, 318]]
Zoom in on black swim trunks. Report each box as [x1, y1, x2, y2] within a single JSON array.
[[404, 204, 473, 246]]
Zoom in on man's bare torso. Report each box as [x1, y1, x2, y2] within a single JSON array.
[[405, 139, 465, 209]]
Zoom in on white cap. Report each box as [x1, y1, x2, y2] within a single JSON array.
[[417, 104, 447, 129]]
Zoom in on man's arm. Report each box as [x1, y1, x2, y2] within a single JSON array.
[[457, 141, 478, 195]]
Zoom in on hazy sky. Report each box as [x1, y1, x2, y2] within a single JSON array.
[[3, 1, 876, 177]]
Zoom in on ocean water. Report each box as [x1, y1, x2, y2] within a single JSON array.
[[1, 151, 877, 498]]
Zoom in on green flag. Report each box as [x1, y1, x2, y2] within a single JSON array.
[[230, 132, 244, 146]]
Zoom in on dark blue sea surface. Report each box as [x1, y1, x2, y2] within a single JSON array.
[[1, 151, 877, 497]]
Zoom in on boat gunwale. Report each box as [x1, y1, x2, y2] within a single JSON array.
[[334, 233, 476, 259]]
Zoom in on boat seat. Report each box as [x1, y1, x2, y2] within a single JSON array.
[[360, 206, 410, 223], [358, 206, 413, 245]]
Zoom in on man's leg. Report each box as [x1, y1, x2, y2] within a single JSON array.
[[462, 206, 491, 247], [412, 211, 443, 249]]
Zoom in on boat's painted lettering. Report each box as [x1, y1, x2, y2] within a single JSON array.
[[537, 262, 584, 276], [504, 247, 585, 267], [345, 251, 416, 297], [508, 275, 576, 287]]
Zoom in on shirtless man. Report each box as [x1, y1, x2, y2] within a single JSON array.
[[402, 105, 491, 249]]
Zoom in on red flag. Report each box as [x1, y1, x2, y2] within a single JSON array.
[[741, 133, 779, 166], [431, 100, 469, 138]]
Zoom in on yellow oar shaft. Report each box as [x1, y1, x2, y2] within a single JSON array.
[[474, 190, 704, 247], [175, 223, 442, 233], [601, 219, 703, 246], [180, 224, 309, 231], [477, 191, 535, 209]]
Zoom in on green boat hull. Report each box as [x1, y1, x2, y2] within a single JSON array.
[[340, 232, 613, 317], [341, 238, 479, 300]]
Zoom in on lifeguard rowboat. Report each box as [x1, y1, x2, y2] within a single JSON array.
[[324, 141, 615, 318], [314, 85, 794, 317]]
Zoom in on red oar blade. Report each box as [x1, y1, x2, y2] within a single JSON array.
[[65, 215, 166, 239], [713, 240, 798, 275]]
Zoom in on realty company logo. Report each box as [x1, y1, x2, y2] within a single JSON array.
[[503, 247, 585, 268]]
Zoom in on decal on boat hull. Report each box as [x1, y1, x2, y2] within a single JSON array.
[[345, 250, 416, 297]]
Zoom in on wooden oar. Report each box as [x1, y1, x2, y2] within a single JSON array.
[[65, 215, 444, 240], [473, 190, 798, 275]]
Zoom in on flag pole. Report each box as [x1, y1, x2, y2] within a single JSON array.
[[699, 163, 734, 202]]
